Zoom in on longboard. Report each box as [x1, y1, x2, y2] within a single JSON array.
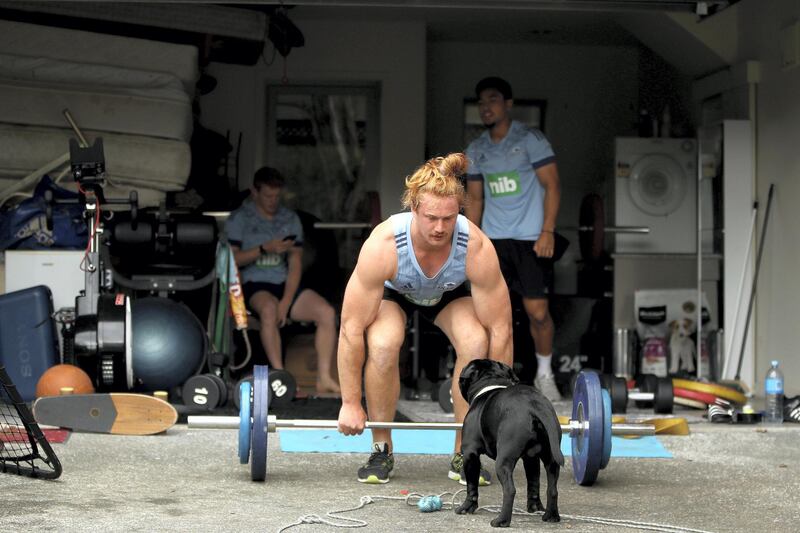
[[32, 393, 178, 435]]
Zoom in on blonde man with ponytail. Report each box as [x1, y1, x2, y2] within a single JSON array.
[[337, 153, 513, 485]]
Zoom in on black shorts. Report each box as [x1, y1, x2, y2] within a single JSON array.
[[382, 284, 471, 324], [242, 281, 305, 312], [491, 239, 554, 299]]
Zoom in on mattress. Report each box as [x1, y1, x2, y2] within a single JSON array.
[[0, 53, 187, 95], [0, 77, 192, 141], [0, 178, 168, 210], [0, 124, 190, 192], [0, 20, 199, 94]]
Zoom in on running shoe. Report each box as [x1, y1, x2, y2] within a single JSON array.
[[534, 373, 563, 402], [448, 452, 491, 486], [357, 442, 394, 484]]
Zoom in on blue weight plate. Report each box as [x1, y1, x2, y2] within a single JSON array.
[[600, 388, 612, 470], [251, 365, 268, 481], [571, 371, 603, 486], [238, 381, 252, 464]]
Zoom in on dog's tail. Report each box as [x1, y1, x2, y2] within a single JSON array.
[[537, 413, 565, 466]]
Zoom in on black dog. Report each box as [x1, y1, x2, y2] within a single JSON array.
[[455, 359, 563, 527]]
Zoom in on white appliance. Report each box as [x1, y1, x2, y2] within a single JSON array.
[[615, 137, 713, 254], [4, 250, 85, 310]]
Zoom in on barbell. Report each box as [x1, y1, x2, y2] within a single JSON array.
[[189, 367, 654, 486], [313, 194, 643, 263], [567, 193, 650, 262]]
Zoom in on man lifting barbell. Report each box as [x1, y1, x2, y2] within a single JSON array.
[[336, 153, 514, 485]]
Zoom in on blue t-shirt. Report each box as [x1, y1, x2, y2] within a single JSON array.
[[384, 212, 469, 306], [465, 120, 556, 241], [225, 200, 304, 284]]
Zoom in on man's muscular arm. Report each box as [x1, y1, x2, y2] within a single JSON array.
[[464, 180, 484, 226], [464, 224, 513, 366], [337, 222, 396, 435], [533, 162, 561, 258]]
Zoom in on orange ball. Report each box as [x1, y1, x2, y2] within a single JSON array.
[[36, 364, 95, 397]]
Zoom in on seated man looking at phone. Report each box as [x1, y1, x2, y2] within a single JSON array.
[[226, 166, 340, 394]]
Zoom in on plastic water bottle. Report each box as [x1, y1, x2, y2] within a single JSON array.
[[764, 360, 784, 424]]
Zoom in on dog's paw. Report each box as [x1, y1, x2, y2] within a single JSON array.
[[490, 516, 511, 528], [527, 498, 544, 513], [455, 500, 478, 515], [542, 509, 561, 523]]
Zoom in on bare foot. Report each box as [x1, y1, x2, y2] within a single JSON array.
[[316, 378, 341, 395], [294, 389, 309, 399]]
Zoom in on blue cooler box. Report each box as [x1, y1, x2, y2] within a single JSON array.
[[0, 285, 60, 401]]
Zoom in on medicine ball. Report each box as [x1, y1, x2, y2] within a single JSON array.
[[36, 364, 95, 397], [131, 297, 205, 391]]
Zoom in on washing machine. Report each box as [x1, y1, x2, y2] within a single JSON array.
[[615, 137, 713, 254]]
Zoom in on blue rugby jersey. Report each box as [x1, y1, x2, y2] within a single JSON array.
[[225, 200, 304, 284], [384, 212, 469, 306], [465, 120, 556, 241]]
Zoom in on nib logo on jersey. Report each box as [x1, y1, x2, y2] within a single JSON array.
[[486, 171, 520, 197]]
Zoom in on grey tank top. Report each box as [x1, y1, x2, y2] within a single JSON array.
[[384, 212, 469, 306]]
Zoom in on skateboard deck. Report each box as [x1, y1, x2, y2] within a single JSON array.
[[32, 393, 178, 435]]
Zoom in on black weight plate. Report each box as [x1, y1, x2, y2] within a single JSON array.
[[610, 376, 628, 414], [578, 193, 605, 262], [208, 374, 228, 407], [654, 377, 674, 414], [268, 369, 296, 406], [251, 365, 268, 481], [182, 375, 221, 409], [438, 378, 453, 413]]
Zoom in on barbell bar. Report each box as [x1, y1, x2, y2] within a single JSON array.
[[313, 222, 373, 229], [311, 194, 646, 264], [189, 415, 653, 437], [189, 367, 654, 486], [571, 225, 650, 234]]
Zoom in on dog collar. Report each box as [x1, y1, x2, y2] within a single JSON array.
[[472, 385, 508, 401]]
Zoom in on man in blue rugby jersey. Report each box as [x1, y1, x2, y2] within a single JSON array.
[[464, 77, 563, 403]]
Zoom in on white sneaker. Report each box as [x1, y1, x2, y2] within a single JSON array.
[[534, 374, 563, 402]]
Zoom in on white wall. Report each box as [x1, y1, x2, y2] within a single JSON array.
[[738, 0, 800, 395], [199, 19, 426, 217]]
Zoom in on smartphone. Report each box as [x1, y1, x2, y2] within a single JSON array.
[[282, 234, 297, 241]]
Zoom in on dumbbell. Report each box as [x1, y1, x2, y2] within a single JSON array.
[[600, 374, 674, 414], [437, 377, 454, 413], [182, 374, 228, 410], [267, 369, 297, 406], [232, 369, 295, 409]]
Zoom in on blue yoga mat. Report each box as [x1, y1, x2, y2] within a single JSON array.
[[278, 429, 672, 458]]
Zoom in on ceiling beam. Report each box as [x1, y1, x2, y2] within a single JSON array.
[[0, 2, 267, 41], [112, 0, 732, 15]]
